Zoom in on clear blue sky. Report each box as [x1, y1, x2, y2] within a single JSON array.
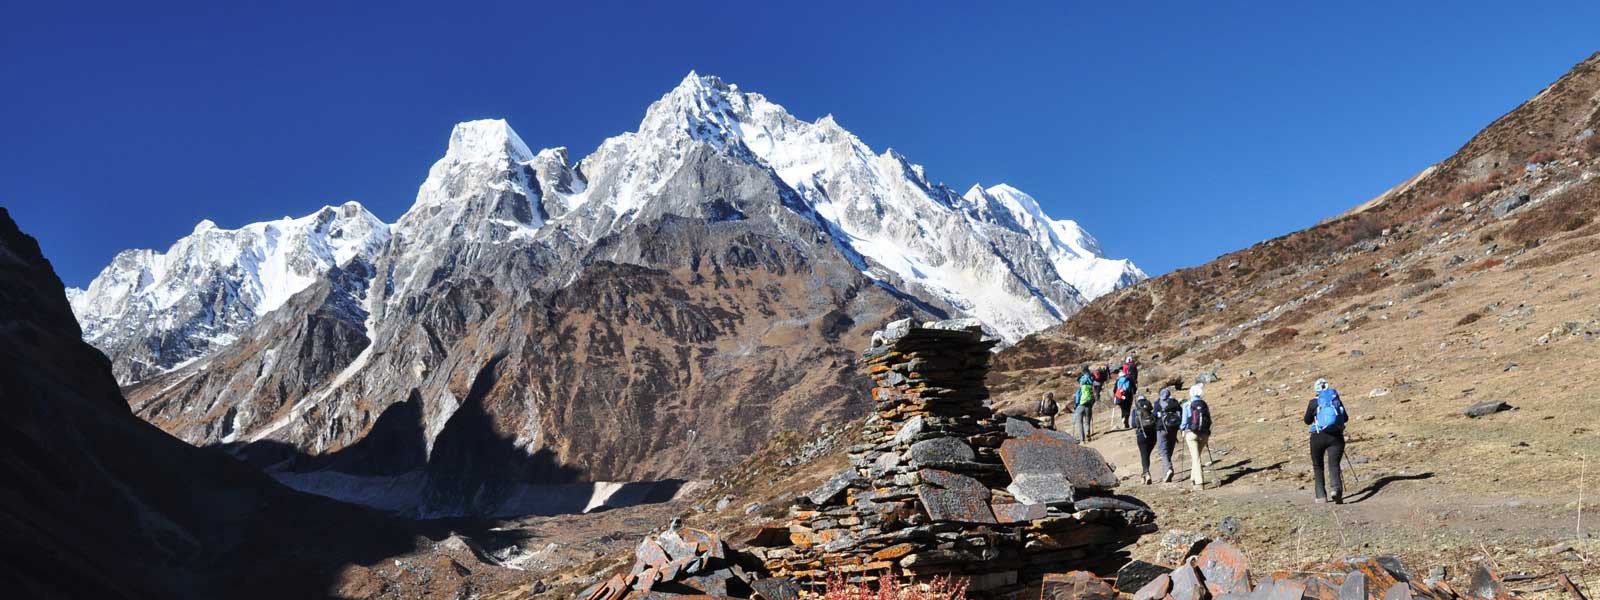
[[5, 2, 1598, 288]]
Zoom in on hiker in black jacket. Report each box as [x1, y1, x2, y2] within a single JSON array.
[[1303, 378, 1348, 504], [1127, 394, 1158, 484], [1152, 387, 1181, 483]]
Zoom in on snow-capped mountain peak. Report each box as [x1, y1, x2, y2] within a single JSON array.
[[68, 203, 391, 383], [445, 118, 535, 163]]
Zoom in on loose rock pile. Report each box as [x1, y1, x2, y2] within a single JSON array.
[[1122, 539, 1505, 600], [582, 519, 795, 600], [750, 318, 1157, 597]]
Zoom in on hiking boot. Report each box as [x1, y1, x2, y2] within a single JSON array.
[[1142, 473, 1152, 485], [1163, 469, 1173, 483], [1331, 494, 1343, 505], [1313, 497, 1326, 504]]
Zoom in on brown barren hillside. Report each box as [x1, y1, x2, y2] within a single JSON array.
[[987, 52, 1600, 591]]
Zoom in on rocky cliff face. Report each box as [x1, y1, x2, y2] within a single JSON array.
[[0, 207, 444, 599], [94, 74, 1145, 518]]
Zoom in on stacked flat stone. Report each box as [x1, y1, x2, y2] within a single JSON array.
[[750, 318, 1158, 598]]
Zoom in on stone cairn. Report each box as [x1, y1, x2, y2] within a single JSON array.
[[750, 318, 1158, 598]]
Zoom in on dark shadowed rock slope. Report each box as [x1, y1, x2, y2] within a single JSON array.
[[0, 207, 440, 599]]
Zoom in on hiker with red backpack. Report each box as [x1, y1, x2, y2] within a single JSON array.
[[1304, 378, 1348, 504], [1113, 371, 1136, 426], [1179, 383, 1213, 490], [1113, 374, 1139, 425]]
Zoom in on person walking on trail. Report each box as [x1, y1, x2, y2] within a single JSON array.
[[1036, 391, 1060, 430], [1075, 376, 1097, 442], [1121, 356, 1139, 387], [1305, 378, 1349, 504], [1127, 393, 1159, 484], [1090, 364, 1109, 405], [1153, 387, 1182, 482], [1179, 383, 1213, 490], [1113, 371, 1136, 426]]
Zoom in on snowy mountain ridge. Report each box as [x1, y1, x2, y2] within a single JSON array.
[[73, 72, 1144, 386], [68, 202, 390, 383], [505, 72, 1147, 339]]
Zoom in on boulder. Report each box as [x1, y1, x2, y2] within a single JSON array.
[[893, 415, 926, 445], [1042, 571, 1119, 600], [1340, 572, 1368, 600], [1492, 193, 1530, 218], [908, 436, 977, 465], [1468, 564, 1507, 600], [1195, 540, 1252, 596], [806, 469, 864, 506], [1171, 563, 1211, 600], [1157, 529, 1211, 566], [1463, 400, 1510, 418], [1117, 560, 1171, 594], [1133, 573, 1173, 600]]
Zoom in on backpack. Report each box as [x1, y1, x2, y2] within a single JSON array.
[[1077, 383, 1095, 407], [1134, 397, 1157, 430], [1156, 398, 1182, 430], [1185, 398, 1211, 435], [1310, 388, 1348, 434], [1037, 394, 1059, 417]]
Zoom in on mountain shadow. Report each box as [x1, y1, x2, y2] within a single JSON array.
[[213, 355, 686, 519]]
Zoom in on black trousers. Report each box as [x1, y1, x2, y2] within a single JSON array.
[[1135, 428, 1156, 475], [1309, 431, 1345, 500]]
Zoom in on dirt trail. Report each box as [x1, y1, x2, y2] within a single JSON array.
[[1080, 409, 1598, 595]]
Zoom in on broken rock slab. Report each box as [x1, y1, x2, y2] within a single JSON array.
[[999, 431, 1119, 491], [916, 468, 996, 524], [1195, 541, 1253, 596], [909, 436, 976, 465], [806, 469, 864, 506], [1171, 562, 1211, 600]]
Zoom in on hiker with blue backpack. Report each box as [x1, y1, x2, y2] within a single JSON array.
[[1179, 384, 1213, 490], [1304, 378, 1349, 504]]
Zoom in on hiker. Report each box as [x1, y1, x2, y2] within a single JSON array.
[[1304, 378, 1348, 504], [1036, 391, 1060, 430], [1113, 371, 1136, 425], [1127, 393, 1159, 484], [1090, 364, 1109, 404], [1153, 387, 1181, 482], [1075, 375, 1096, 442], [1179, 383, 1213, 489], [1122, 356, 1139, 386]]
